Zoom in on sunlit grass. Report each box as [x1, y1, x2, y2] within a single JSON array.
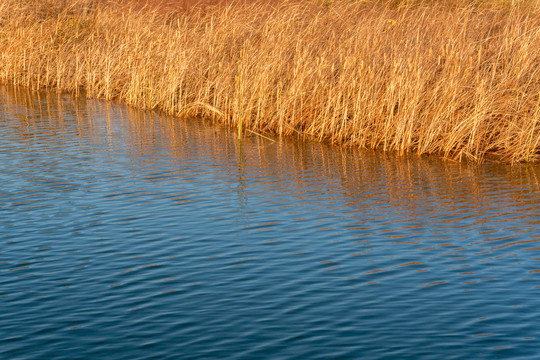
[[0, 0, 538, 162]]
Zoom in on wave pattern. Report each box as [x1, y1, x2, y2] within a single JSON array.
[[1, 86, 539, 359]]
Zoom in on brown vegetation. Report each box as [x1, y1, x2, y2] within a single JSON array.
[[0, 0, 539, 162]]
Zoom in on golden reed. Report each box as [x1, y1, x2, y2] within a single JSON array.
[[1, 0, 539, 162]]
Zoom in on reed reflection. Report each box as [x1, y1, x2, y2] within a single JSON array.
[[2, 84, 539, 267]]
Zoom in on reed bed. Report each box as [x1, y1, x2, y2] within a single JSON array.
[[0, 0, 539, 162]]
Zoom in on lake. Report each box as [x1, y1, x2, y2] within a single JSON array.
[[1, 85, 539, 359]]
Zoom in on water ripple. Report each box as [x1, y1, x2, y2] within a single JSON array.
[[1, 85, 540, 359]]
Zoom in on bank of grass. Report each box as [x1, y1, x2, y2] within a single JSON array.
[[1, 0, 539, 162]]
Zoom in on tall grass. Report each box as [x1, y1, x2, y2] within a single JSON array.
[[0, 0, 539, 162]]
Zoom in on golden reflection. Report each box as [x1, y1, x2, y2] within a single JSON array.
[[421, 281, 446, 287], [324, 266, 341, 270], [350, 252, 368, 256], [365, 269, 387, 274], [4, 85, 540, 202], [395, 262, 424, 267], [2, 84, 539, 260], [492, 239, 540, 250]]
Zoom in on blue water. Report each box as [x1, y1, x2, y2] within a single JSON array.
[[1, 85, 539, 359]]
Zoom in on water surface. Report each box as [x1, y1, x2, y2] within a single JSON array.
[[1, 86, 539, 359]]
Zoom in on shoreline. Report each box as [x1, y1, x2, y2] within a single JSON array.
[[1, 0, 539, 162]]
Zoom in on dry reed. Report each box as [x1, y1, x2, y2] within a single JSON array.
[[0, 0, 539, 162]]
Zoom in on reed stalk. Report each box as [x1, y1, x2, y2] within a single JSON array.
[[0, 0, 538, 162]]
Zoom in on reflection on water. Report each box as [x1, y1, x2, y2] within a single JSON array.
[[1, 85, 539, 360]]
